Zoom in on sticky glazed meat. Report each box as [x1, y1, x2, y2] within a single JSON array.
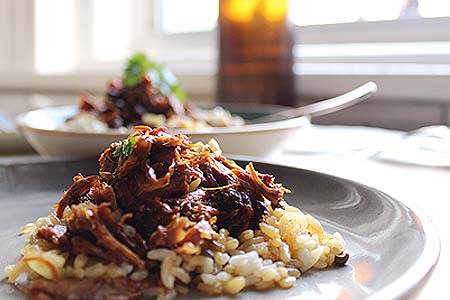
[[48, 126, 286, 268], [64, 52, 247, 132], [78, 76, 184, 128]]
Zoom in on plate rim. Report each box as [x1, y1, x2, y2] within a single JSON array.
[[366, 202, 440, 300]]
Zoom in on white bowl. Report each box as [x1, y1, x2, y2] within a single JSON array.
[[17, 105, 309, 158]]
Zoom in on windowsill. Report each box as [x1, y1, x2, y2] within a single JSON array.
[[296, 41, 450, 60], [3, 39, 450, 102], [1, 66, 450, 104], [0, 72, 216, 98]]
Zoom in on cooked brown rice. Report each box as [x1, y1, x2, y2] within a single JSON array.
[[5, 202, 347, 300]]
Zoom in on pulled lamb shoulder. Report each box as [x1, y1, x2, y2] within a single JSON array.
[[36, 126, 288, 278], [94, 126, 285, 239], [36, 126, 287, 287], [77, 76, 185, 129]]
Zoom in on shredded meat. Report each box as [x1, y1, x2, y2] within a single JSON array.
[[71, 72, 245, 130], [209, 186, 268, 236], [75, 76, 184, 128], [36, 224, 70, 250], [149, 216, 217, 249], [54, 174, 99, 218], [68, 203, 146, 269], [49, 126, 286, 268]]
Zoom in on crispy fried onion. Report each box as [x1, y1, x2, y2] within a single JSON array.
[[244, 162, 285, 205], [149, 215, 217, 249]]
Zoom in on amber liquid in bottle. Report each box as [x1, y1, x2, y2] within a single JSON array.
[[218, 0, 295, 106]]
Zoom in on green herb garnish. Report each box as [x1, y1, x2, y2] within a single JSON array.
[[123, 52, 186, 104], [123, 53, 150, 88], [113, 137, 137, 159]]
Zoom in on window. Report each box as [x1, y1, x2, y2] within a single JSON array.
[[34, 0, 134, 73], [419, 0, 450, 17], [152, 0, 450, 103], [2, 0, 450, 102], [0, 0, 12, 73], [290, 0, 450, 25], [292, 0, 403, 25], [287, 0, 450, 97], [157, 0, 450, 33], [93, 0, 132, 61], [35, 0, 76, 74], [28, 0, 450, 72], [159, 0, 218, 33], [147, 0, 450, 84]]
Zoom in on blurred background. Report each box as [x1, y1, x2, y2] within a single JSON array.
[[1, 0, 450, 130]]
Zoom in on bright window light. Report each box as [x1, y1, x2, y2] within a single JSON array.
[[289, 0, 360, 26], [360, 0, 403, 22], [419, 0, 450, 18], [290, 0, 404, 25], [93, 0, 131, 61], [160, 0, 219, 33], [35, 0, 76, 74]]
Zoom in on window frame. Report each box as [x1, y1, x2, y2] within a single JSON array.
[[0, 0, 13, 73]]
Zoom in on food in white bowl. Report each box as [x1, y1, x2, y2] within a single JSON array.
[[17, 105, 308, 158], [4, 126, 348, 300], [62, 53, 244, 132], [17, 52, 308, 158]]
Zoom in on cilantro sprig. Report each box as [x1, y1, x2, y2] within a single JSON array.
[[113, 137, 137, 159], [123, 52, 186, 104]]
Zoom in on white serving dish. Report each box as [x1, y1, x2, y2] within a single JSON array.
[[17, 105, 309, 158]]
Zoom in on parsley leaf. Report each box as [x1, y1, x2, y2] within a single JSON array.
[[123, 53, 149, 88], [122, 52, 186, 104], [113, 137, 137, 159]]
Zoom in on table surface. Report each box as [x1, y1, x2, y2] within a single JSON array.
[[1, 125, 448, 300]]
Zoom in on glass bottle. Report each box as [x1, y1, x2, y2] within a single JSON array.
[[218, 0, 295, 106]]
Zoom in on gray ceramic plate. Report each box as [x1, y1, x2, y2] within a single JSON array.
[[0, 159, 440, 300]]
